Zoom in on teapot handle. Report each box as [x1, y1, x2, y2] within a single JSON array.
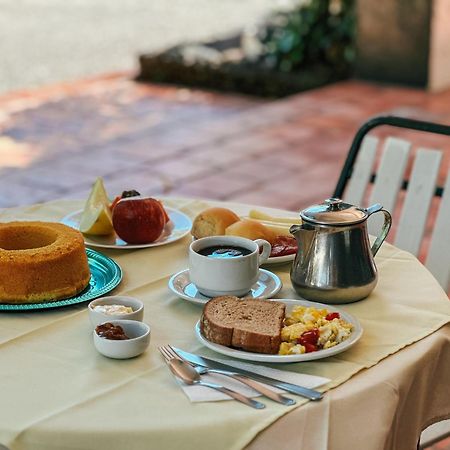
[[368, 207, 392, 256]]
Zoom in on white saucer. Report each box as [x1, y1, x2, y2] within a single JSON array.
[[168, 269, 283, 305]]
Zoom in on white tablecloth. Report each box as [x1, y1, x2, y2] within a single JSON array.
[[0, 198, 449, 450]]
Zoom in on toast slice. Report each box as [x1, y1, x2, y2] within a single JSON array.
[[200, 296, 285, 354]]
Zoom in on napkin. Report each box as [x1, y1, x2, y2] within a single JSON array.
[[173, 357, 330, 403]]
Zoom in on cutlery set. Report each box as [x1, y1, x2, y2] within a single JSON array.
[[158, 345, 323, 409]]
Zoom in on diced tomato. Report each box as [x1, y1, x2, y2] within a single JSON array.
[[302, 342, 318, 353], [298, 329, 319, 345], [325, 312, 340, 321]]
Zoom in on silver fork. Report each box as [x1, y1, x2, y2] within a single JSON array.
[[159, 346, 265, 409], [164, 345, 295, 406]]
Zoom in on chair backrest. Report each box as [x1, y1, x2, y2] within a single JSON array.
[[334, 116, 450, 292]]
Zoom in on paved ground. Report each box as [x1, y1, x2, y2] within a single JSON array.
[[1, 74, 450, 216], [0, 0, 286, 93]]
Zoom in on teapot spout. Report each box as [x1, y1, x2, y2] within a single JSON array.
[[290, 223, 316, 257], [289, 224, 302, 236], [290, 223, 315, 236]]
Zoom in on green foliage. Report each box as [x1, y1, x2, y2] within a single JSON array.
[[256, 0, 355, 74]]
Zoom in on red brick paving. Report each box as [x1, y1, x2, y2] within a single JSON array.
[[1, 73, 450, 218], [0, 74, 449, 448]]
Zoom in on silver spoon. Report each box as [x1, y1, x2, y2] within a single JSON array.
[[164, 344, 295, 406], [167, 357, 266, 409], [192, 366, 296, 406]]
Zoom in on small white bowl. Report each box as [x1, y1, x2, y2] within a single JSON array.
[[88, 296, 144, 327], [93, 320, 151, 359]]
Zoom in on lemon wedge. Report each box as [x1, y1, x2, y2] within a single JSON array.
[[79, 178, 113, 235]]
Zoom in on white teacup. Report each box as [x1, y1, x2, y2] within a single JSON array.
[[189, 236, 272, 297]]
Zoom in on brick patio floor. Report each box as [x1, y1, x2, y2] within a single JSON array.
[[1, 73, 450, 216], [0, 73, 449, 449], [1, 73, 450, 215]]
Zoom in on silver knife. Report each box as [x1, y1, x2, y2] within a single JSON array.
[[174, 347, 323, 401]]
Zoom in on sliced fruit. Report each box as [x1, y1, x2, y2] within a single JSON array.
[[79, 178, 113, 235]]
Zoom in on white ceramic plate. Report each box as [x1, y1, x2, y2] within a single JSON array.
[[194, 299, 363, 363], [62, 207, 192, 249], [168, 268, 282, 306], [264, 253, 296, 265]]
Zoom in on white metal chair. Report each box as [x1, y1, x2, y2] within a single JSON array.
[[333, 115, 450, 448]]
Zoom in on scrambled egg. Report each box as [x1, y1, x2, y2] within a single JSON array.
[[278, 306, 353, 355]]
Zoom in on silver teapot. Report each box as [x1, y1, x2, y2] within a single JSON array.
[[290, 198, 392, 304]]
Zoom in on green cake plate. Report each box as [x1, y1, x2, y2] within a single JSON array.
[[0, 248, 122, 311]]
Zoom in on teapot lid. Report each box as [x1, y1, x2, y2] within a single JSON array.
[[300, 198, 368, 225]]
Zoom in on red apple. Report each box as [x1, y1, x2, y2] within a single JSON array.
[[110, 190, 141, 212], [157, 199, 170, 224], [112, 197, 166, 244]]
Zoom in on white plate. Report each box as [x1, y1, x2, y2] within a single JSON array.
[[168, 268, 282, 305], [194, 299, 363, 363], [264, 253, 296, 265], [62, 207, 192, 249]]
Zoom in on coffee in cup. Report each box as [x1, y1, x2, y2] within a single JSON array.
[[189, 236, 271, 297]]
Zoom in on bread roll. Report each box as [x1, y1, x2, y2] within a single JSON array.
[[225, 219, 277, 243], [191, 207, 240, 239]]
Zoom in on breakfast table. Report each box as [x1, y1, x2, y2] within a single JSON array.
[[0, 197, 449, 450]]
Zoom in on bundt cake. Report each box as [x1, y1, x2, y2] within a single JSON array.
[[0, 221, 91, 303]]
